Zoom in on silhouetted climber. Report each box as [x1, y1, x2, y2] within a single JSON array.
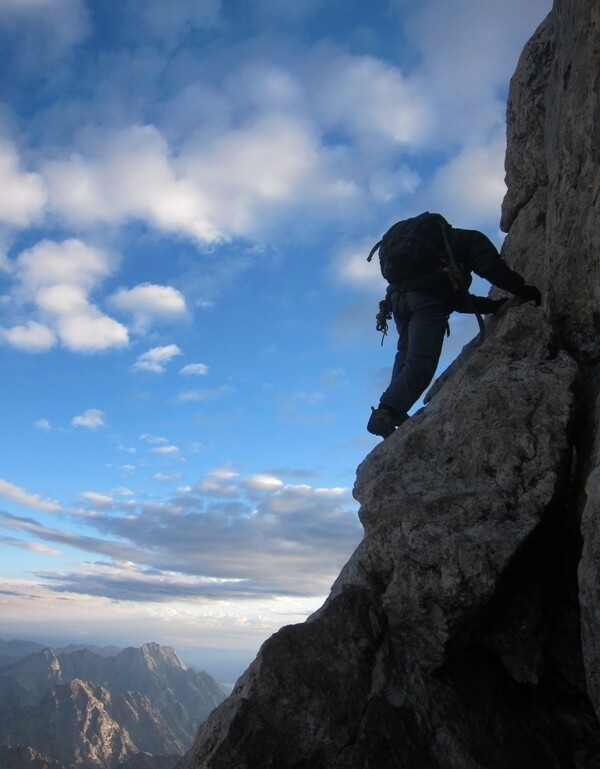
[[366, 212, 542, 439]]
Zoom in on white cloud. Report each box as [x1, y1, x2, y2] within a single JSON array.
[[0, 140, 47, 227], [80, 491, 113, 508], [1, 320, 56, 351], [197, 466, 239, 496], [180, 363, 209, 376], [0, 0, 551, 258], [43, 107, 361, 245], [310, 53, 435, 147], [243, 474, 285, 492], [331, 240, 388, 296], [16, 239, 112, 294], [368, 165, 421, 204], [150, 445, 179, 455], [0, 479, 61, 512], [45, 125, 221, 241], [425, 135, 507, 226], [36, 284, 129, 351], [71, 408, 106, 429], [109, 283, 188, 331], [133, 344, 182, 373], [34, 418, 51, 431], [182, 111, 354, 237], [8, 239, 129, 352]]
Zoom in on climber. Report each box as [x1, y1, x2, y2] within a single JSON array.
[[366, 215, 542, 439]]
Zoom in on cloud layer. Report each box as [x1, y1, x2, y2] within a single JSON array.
[[0, 468, 362, 602]]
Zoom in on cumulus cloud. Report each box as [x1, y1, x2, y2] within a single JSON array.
[[44, 125, 221, 241], [331, 240, 388, 295], [243, 474, 285, 493], [197, 466, 239, 496], [36, 284, 129, 351], [403, 0, 552, 144], [133, 344, 182, 373], [180, 111, 356, 238], [7, 239, 129, 352], [15, 238, 111, 293], [1, 320, 56, 351], [0, 0, 551, 259], [109, 283, 188, 332], [71, 408, 106, 429], [0, 140, 47, 227], [309, 52, 435, 148], [424, 135, 508, 225]]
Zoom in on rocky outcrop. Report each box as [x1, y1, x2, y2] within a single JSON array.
[[177, 0, 600, 767], [0, 745, 65, 769]]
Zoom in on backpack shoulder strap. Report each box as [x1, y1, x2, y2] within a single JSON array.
[[367, 240, 382, 263]]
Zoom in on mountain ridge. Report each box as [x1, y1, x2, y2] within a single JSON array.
[[0, 642, 227, 769]]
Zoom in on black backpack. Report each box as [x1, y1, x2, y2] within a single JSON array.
[[367, 211, 465, 287], [368, 212, 487, 344]]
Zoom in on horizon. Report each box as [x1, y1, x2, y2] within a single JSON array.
[[0, 0, 551, 673]]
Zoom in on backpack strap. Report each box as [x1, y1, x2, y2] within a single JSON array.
[[440, 222, 486, 345], [367, 240, 382, 263]]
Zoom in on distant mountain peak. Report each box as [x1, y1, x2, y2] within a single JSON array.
[[0, 640, 226, 769]]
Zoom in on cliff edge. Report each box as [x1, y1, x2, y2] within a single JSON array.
[[177, 1, 600, 766]]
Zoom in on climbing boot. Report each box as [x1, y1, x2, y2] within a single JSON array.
[[367, 406, 397, 438]]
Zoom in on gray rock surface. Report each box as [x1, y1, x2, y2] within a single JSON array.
[[177, 0, 600, 766]]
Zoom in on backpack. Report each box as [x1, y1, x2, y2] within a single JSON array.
[[367, 211, 465, 288], [368, 212, 487, 344]]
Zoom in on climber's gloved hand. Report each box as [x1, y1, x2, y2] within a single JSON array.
[[519, 285, 542, 306], [471, 296, 508, 314]]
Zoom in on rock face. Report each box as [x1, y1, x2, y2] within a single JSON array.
[[0, 745, 64, 769], [0, 643, 227, 769], [177, 1, 600, 767]]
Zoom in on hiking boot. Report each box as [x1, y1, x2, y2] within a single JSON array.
[[367, 406, 397, 438]]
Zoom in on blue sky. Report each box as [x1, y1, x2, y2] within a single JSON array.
[[0, 0, 550, 681]]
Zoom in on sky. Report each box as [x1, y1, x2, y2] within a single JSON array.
[[0, 0, 551, 683]]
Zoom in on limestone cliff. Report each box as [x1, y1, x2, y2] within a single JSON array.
[[177, 1, 600, 766]]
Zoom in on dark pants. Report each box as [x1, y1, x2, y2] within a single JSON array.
[[379, 291, 449, 418]]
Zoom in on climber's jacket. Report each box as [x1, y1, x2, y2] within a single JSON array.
[[387, 227, 528, 313]]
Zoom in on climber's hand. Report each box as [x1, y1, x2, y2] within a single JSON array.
[[471, 296, 508, 314], [519, 285, 542, 306]]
